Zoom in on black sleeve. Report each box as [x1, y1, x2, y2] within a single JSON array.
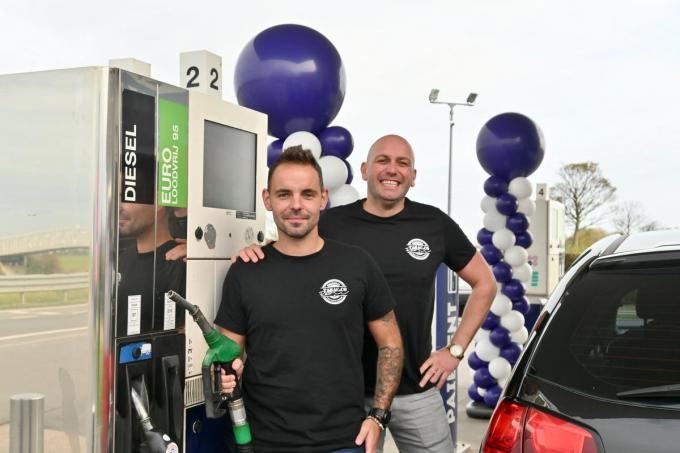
[[214, 264, 247, 335], [440, 210, 477, 272], [361, 250, 397, 321]]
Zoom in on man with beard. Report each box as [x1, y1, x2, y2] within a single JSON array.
[[235, 135, 496, 453], [117, 202, 186, 334], [216, 147, 403, 453]]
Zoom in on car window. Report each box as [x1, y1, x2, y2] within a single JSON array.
[[529, 266, 680, 403]]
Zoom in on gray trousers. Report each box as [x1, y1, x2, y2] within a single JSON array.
[[367, 387, 454, 453]]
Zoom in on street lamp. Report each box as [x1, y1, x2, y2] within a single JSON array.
[[429, 88, 477, 451]]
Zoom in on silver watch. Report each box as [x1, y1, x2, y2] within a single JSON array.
[[448, 343, 465, 360]]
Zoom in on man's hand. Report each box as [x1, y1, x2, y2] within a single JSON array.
[[355, 418, 382, 453], [230, 243, 265, 263], [219, 358, 244, 395], [165, 239, 187, 262], [418, 348, 460, 389]]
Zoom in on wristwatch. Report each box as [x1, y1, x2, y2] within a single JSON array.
[[448, 343, 465, 360], [367, 408, 391, 430]]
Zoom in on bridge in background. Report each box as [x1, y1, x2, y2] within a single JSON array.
[[0, 229, 90, 257]]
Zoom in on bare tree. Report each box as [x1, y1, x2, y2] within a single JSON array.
[[612, 201, 648, 235], [640, 221, 662, 232], [552, 162, 616, 240]]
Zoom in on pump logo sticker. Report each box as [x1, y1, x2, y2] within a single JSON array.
[[319, 279, 350, 305], [405, 238, 431, 260]]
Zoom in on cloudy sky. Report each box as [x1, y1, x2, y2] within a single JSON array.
[[1, 0, 678, 239]]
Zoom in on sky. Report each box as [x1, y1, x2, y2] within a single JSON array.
[[1, 0, 679, 239]]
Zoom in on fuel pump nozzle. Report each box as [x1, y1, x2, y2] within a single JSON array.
[[166, 290, 254, 452], [130, 386, 179, 453]]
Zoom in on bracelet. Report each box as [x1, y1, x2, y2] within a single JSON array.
[[366, 415, 385, 431]]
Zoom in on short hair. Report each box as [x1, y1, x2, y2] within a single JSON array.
[[267, 145, 324, 190]]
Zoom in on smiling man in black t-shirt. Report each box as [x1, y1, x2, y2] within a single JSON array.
[[236, 135, 496, 453], [216, 147, 403, 453]]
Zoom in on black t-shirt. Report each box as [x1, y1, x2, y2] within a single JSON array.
[[116, 239, 186, 335], [215, 239, 395, 453], [319, 198, 476, 395]]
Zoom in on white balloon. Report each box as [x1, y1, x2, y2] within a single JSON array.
[[474, 328, 490, 342], [504, 246, 528, 267], [477, 387, 487, 397], [492, 229, 516, 251], [318, 155, 348, 191], [508, 177, 533, 199], [282, 131, 322, 159], [483, 211, 507, 232], [490, 293, 513, 317], [488, 357, 512, 380], [510, 326, 529, 344], [475, 337, 501, 362], [329, 184, 359, 207], [481, 196, 496, 213], [501, 311, 525, 332], [517, 198, 536, 217], [498, 377, 509, 388], [512, 263, 533, 282]]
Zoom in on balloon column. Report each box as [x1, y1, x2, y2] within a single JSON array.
[[234, 24, 359, 207], [467, 113, 545, 408]]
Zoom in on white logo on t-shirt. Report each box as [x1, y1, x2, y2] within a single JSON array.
[[319, 279, 350, 305], [405, 238, 431, 260]]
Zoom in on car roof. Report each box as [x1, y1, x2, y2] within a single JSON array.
[[608, 230, 680, 256]]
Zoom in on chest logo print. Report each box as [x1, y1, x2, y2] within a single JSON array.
[[405, 238, 431, 260], [319, 279, 350, 305]]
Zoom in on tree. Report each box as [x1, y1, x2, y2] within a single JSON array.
[[552, 162, 616, 242], [612, 201, 649, 235]]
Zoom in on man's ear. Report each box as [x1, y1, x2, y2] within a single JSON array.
[[411, 168, 417, 187], [321, 188, 329, 210], [360, 162, 368, 181], [262, 188, 272, 211]]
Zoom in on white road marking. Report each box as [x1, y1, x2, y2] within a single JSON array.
[[0, 327, 87, 342]]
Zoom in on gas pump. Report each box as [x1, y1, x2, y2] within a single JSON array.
[[0, 64, 267, 453]]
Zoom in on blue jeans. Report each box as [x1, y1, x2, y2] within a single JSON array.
[[330, 447, 365, 453]]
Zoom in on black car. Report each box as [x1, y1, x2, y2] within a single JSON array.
[[481, 230, 680, 453]]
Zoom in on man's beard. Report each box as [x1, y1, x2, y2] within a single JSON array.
[[275, 212, 318, 239]]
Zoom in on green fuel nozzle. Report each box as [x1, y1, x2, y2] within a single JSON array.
[[166, 291, 254, 452]]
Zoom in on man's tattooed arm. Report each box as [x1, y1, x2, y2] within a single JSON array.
[[369, 310, 404, 409]]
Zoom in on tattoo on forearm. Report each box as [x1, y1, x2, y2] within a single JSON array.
[[374, 312, 403, 408]]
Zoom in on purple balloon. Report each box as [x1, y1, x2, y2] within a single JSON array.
[[468, 351, 488, 370], [267, 139, 284, 167], [477, 228, 494, 246], [507, 213, 529, 234], [492, 262, 513, 283], [344, 160, 354, 184], [502, 279, 526, 299], [496, 192, 518, 216], [500, 343, 522, 364], [512, 297, 530, 314], [490, 326, 512, 347], [474, 367, 496, 389], [483, 175, 508, 197], [483, 385, 503, 407], [235, 24, 346, 138], [319, 126, 354, 159], [482, 312, 500, 330], [481, 244, 503, 265], [476, 112, 545, 181], [515, 230, 534, 248], [468, 384, 484, 402]]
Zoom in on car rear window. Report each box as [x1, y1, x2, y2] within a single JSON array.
[[529, 261, 680, 402]]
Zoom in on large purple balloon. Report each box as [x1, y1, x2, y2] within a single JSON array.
[[496, 193, 518, 216], [477, 228, 494, 246], [319, 126, 354, 159], [468, 384, 484, 402], [515, 231, 534, 249], [481, 244, 503, 265], [512, 297, 530, 315], [492, 262, 513, 283], [476, 113, 545, 181], [483, 385, 503, 407], [267, 139, 284, 167], [482, 312, 500, 330], [234, 24, 346, 138], [490, 326, 512, 347], [507, 213, 529, 234], [502, 279, 526, 299]]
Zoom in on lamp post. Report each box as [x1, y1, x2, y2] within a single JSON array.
[[429, 89, 477, 451]]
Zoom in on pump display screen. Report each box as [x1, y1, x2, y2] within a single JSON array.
[[202, 120, 257, 212]]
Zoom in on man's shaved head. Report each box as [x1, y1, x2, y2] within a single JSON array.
[[367, 134, 415, 167]]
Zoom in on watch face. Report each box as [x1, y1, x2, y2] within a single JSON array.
[[450, 344, 464, 358]]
